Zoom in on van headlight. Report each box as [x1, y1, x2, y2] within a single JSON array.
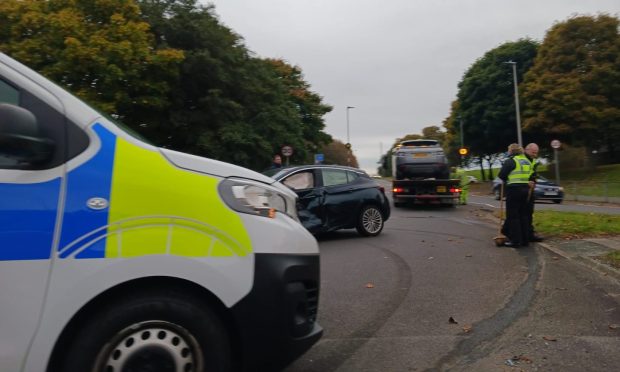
[[218, 178, 298, 220]]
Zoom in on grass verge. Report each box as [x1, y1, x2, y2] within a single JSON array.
[[533, 210, 620, 238], [534, 211, 620, 267]]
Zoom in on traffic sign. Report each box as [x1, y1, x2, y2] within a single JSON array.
[[314, 153, 324, 164], [551, 139, 561, 149], [281, 145, 293, 157]]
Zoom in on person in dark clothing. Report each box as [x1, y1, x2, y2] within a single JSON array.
[[524, 143, 544, 242], [270, 154, 283, 169], [498, 143, 533, 248]]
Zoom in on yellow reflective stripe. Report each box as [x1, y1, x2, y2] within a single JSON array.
[[106, 138, 252, 258]]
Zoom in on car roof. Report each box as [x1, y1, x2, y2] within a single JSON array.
[[266, 164, 369, 179]]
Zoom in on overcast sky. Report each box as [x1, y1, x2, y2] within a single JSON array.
[[205, 0, 619, 174]]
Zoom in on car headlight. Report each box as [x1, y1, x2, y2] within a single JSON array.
[[218, 178, 298, 220], [558, 187, 564, 191]]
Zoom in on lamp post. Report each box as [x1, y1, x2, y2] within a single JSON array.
[[346, 106, 355, 166], [504, 61, 523, 147], [458, 115, 464, 149], [346, 106, 355, 145]]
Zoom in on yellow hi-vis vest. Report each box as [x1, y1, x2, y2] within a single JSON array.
[[507, 155, 533, 185]]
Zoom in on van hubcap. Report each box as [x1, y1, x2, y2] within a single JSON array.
[[96, 321, 201, 372]]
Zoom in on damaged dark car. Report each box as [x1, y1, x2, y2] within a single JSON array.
[[265, 165, 390, 236]]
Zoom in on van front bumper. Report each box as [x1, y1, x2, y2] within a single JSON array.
[[231, 253, 322, 372]]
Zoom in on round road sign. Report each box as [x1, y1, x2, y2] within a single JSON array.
[[551, 139, 561, 149], [281, 145, 293, 157]]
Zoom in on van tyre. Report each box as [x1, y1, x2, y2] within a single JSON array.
[[356, 205, 384, 236], [58, 290, 231, 372]]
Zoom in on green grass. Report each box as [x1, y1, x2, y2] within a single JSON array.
[[533, 210, 620, 238], [601, 251, 620, 269]]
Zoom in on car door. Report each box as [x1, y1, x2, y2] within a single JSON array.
[[320, 169, 363, 229], [0, 73, 70, 370], [280, 169, 325, 233]]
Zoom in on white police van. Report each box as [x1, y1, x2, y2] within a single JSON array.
[[0, 52, 321, 372]]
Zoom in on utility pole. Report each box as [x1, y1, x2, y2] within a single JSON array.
[[504, 61, 523, 147]]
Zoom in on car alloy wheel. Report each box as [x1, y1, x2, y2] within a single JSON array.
[[356, 205, 384, 236]]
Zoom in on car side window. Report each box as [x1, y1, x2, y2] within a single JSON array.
[[0, 79, 20, 167], [283, 171, 314, 190], [0, 77, 89, 170], [322, 169, 348, 186], [347, 171, 360, 183], [0, 79, 18, 105]]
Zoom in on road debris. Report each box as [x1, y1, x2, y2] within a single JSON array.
[[505, 355, 533, 367], [543, 336, 557, 341], [462, 324, 473, 333], [609, 324, 619, 330], [448, 317, 458, 324], [365, 283, 375, 288]]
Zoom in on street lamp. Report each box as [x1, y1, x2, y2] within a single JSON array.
[[346, 106, 355, 145], [457, 115, 464, 149], [346, 106, 354, 166], [504, 61, 523, 147]]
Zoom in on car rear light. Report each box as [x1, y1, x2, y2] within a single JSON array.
[[450, 187, 461, 193], [393, 187, 404, 193]]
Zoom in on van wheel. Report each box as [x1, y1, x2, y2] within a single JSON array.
[[59, 291, 231, 372], [356, 205, 384, 236]]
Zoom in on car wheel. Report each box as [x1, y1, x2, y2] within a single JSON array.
[[356, 205, 384, 237], [58, 289, 231, 372]]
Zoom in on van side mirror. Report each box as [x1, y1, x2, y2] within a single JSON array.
[[0, 103, 54, 165]]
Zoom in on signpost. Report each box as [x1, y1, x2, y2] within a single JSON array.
[[551, 139, 561, 185], [314, 153, 324, 164], [281, 145, 293, 166]]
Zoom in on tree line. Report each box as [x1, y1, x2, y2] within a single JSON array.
[[0, 0, 352, 170], [378, 14, 619, 180]]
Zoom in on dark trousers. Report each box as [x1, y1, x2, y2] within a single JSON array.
[[527, 195, 535, 238], [501, 185, 530, 245]]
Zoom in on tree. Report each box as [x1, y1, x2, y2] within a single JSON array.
[[137, 0, 332, 170], [0, 0, 184, 124], [320, 140, 358, 167], [445, 39, 538, 179], [522, 14, 620, 163]]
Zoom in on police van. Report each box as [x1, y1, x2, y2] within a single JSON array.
[[0, 52, 322, 372]]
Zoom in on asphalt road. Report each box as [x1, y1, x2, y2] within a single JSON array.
[[284, 187, 620, 371]]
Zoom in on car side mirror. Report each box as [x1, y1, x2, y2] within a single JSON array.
[[0, 103, 54, 165]]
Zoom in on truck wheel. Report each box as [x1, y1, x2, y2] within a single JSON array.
[[356, 205, 384, 236], [59, 290, 231, 372]]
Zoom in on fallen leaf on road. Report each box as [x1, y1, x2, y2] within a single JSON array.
[[365, 283, 375, 288], [609, 324, 619, 330], [462, 324, 473, 333], [542, 336, 557, 341], [518, 355, 533, 364], [448, 317, 458, 324]]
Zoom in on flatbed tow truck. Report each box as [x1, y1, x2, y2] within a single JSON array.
[[391, 139, 461, 207]]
